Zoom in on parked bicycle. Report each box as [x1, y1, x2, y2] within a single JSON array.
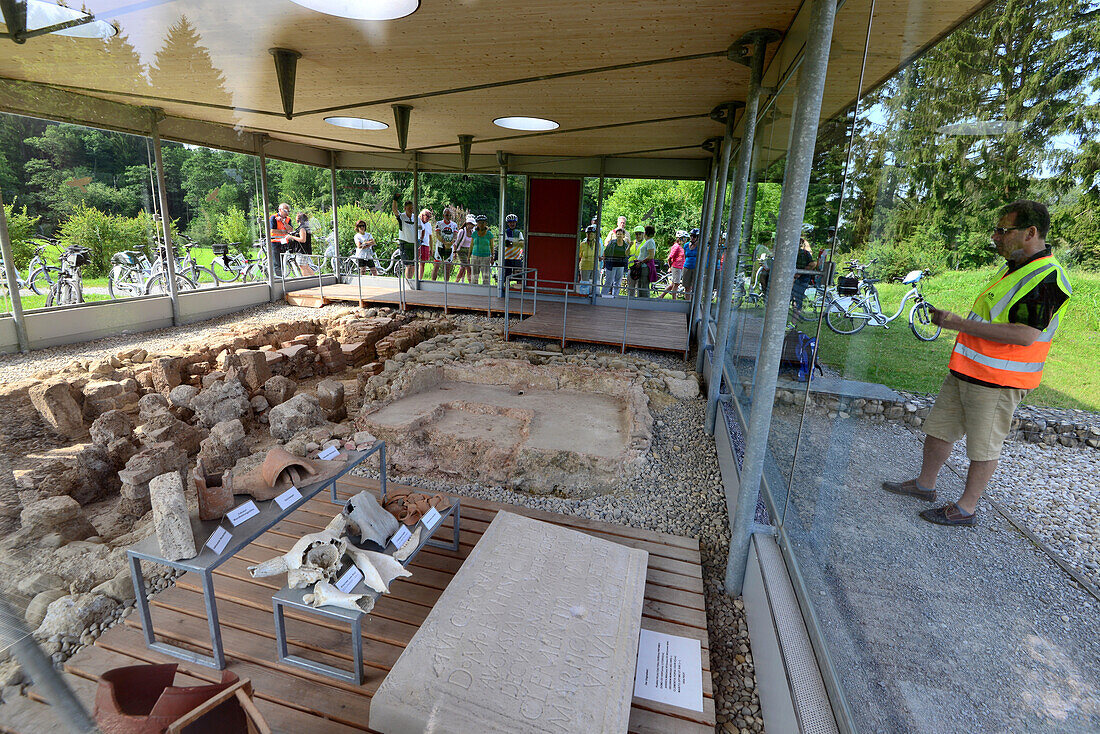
[[45, 246, 90, 306], [0, 238, 61, 296], [208, 241, 269, 284], [173, 235, 220, 287], [824, 262, 941, 340]]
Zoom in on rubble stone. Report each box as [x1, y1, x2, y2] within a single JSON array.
[[269, 393, 328, 441], [151, 357, 182, 395], [137, 392, 171, 422], [149, 472, 196, 561], [25, 589, 68, 629], [317, 379, 347, 422], [191, 378, 252, 428], [19, 496, 97, 542], [197, 418, 250, 474], [35, 593, 118, 639], [236, 350, 272, 392], [168, 384, 199, 409], [89, 409, 134, 446], [264, 375, 297, 406], [139, 412, 205, 455], [28, 377, 84, 437]]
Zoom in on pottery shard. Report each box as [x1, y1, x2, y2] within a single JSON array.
[[191, 378, 252, 428], [316, 379, 346, 422], [35, 592, 119, 639], [149, 471, 197, 561], [89, 409, 135, 446], [151, 357, 182, 395], [236, 350, 272, 392], [264, 375, 297, 407], [28, 377, 84, 437], [140, 412, 206, 455], [269, 393, 327, 441], [20, 496, 97, 542]]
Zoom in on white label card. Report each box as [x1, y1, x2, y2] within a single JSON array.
[[335, 565, 363, 593], [421, 506, 442, 531], [317, 445, 341, 460], [389, 524, 412, 549], [633, 629, 703, 712], [274, 486, 302, 510], [205, 526, 231, 555], [226, 500, 260, 527]]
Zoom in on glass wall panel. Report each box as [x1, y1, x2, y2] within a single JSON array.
[[0, 111, 161, 310], [778, 0, 1100, 730], [333, 168, 412, 277], [265, 158, 333, 280]]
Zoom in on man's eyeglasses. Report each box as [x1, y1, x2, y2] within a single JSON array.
[[991, 226, 1026, 236]]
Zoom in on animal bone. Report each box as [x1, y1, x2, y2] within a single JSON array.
[[247, 528, 347, 579], [343, 491, 400, 546], [345, 546, 412, 594], [393, 527, 422, 562], [287, 566, 325, 589], [302, 581, 373, 612]]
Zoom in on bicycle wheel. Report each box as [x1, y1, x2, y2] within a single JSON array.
[[909, 301, 942, 341], [825, 298, 869, 334], [796, 287, 823, 322], [208, 256, 241, 284], [28, 266, 60, 295], [186, 266, 220, 287], [144, 273, 197, 295]]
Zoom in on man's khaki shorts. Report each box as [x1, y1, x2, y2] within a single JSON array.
[[923, 373, 1028, 461]]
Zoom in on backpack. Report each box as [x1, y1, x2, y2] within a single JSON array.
[[780, 329, 824, 382]]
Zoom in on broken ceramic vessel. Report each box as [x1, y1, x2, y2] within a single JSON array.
[[345, 546, 413, 594], [343, 491, 400, 546], [233, 447, 346, 501], [303, 581, 374, 612], [192, 458, 234, 521]]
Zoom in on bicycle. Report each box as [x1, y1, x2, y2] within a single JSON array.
[[173, 236, 220, 287], [209, 240, 271, 284], [25, 239, 61, 295], [143, 243, 198, 296], [824, 263, 941, 340], [107, 248, 153, 298], [45, 246, 90, 306]]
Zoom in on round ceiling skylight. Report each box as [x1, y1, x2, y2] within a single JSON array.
[[493, 116, 560, 132], [24, 0, 117, 39], [325, 116, 389, 131], [287, 0, 420, 21]]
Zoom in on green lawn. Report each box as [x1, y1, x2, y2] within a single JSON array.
[[811, 267, 1100, 412]]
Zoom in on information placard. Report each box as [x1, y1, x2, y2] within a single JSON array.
[[226, 500, 260, 526], [633, 629, 703, 712], [335, 565, 364, 593], [274, 486, 302, 510], [421, 506, 442, 531], [390, 524, 412, 549], [204, 526, 231, 555], [317, 445, 341, 460]]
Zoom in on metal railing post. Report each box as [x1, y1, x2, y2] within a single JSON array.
[[443, 271, 449, 315], [690, 143, 720, 340], [621, 284, 631, 354], [257, 134, 276, 302], [329, 151, 340, 282], [592, 158, 605, 304], [561, 283, 569, 348], [0, 191, 29, 352], [706, 30, 779, 435], [697, 114, 736, 372], [150, 112, 180, 326], [727, 0, 837, 596], [503, 272, 510, 341]]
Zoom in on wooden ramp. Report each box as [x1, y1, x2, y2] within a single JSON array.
[[510, 301, 690, 354], [285, 282, 534, 316], [17, 476, 715, 734]]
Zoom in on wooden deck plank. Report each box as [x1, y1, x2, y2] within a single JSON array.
[[285, 282, 534, 316], [508, 301, 689, 353], [22, 481, 715, 734]]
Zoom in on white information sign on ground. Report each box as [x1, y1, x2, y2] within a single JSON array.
[[633, 628, 704, 712]]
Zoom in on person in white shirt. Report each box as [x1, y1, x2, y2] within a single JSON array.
[[392, 198, 418, 278], [352, 219, 377, 276], [453, 214, 475, 283], [433, 208, 459, 281], [417, 208, 433, 280]]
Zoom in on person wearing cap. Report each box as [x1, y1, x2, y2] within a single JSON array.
[[602, 226, 630, 298], [392, 198, 418, 279], [629, 225, 657, 298], [453, 214, 475, 283], [682, 228, 700, 298], [433, 208, 459, 281], [501, 214, 525, 295], [662, 231, 687, 299], [470, 215, 494, 286], [578, 224, 599, 295]]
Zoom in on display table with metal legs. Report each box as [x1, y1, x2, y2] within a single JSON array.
[[126, 444, 385, 670], [272, 495, 461, 684]]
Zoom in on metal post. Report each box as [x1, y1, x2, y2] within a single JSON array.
[[329, 151, 340, 282], [413, 157, 420, 290], [689, 149, 719, 329], [592, 158, 605, 304], [706, 30, 779, 434], [497, 153, 507, 297], [696, 118, 735, 372], [0, 190, 29, 352], [257, 134, 275, 302], [561, 284, 569, 348], [727, 0, 837, 595], [150, 114, 180, 326]]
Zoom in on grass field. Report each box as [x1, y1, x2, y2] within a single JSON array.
[[811, 267, 1100, 412]]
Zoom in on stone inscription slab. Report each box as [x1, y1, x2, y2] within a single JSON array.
[[370, 511, 648, 734]]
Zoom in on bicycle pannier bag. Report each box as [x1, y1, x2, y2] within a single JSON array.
[[211, 243, 229, 256], [837, 276, 859, 295]]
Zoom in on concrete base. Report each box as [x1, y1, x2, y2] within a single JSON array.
[[370, 511, 648, 734]]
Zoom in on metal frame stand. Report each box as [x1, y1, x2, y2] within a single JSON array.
[[706, 30, 780, 435], [329, 151, 340, 282], [726, 0, 838, 595]]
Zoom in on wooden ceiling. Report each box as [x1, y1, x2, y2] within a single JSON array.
[[0, 0, 989, 163]]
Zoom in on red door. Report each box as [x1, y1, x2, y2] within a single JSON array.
[[525, 178, 582, 292]]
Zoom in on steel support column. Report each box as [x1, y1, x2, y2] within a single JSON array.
[[592, 158, 605, 303], [257, 134, 275, 301], [696, 111, 736, 372], [0, 189, 28, 352], [726, 0, 838, 595], [329, 151, 340, 281], [497, 152, 507, 297], [689, 143, 719, 335], [413, 156, 420, 289], [150, 113, 180, 325], [706, 30, 779, 434]]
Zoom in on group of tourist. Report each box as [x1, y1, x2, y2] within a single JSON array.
[[388, 200, 515, 286], [268, 202, 317, 276], [578, 216, 702, 299]]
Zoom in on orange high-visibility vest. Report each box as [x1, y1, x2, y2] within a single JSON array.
[[269, 215, 291, 242], [947, 254, 1071, 389]]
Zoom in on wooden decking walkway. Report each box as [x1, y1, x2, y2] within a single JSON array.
[[285, 282, 534, 316], [16, 476, 715, 734], [509, 301, 690, 355]]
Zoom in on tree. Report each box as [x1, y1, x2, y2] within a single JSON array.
[[601, 179, 704, 260]]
